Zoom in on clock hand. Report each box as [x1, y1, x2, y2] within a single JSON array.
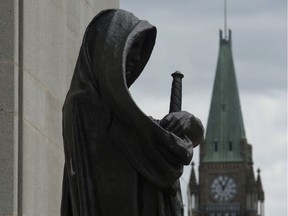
[[219, 179, 226, 191], [222, 178, 229, 190]]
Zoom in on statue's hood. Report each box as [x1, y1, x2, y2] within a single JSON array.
[[68, 9, 156, 91], [67, 9, 157, 119]]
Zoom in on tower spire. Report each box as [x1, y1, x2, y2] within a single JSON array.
[[203, 28, 246, 162], [224, 0, 227, 39]]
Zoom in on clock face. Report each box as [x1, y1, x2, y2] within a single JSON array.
[[210, 175, 237, 202]]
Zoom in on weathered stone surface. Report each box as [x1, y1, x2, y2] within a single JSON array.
[[22, 121, 64, 216], [23, 0, 66, 103], [94, 0, 119, 11], [45, 93, 63, 148], [23, 71, 46, 132], [0, 0, 15, 215], [0, 0, 14, 60], [0, 62, 14, 112], [0, 113, 14, 214], [67, 0, 81, 36]]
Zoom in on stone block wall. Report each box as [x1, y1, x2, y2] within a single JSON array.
[[0, 0, 119, 215], [0, 0, 17, 215]]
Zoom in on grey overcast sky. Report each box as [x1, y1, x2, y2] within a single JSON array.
[[120, 0, 287, 216]]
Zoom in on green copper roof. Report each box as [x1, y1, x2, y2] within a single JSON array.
[[203, 30, 246, 162]]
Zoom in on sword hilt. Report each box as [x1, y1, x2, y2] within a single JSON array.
[[169, 71, 184, 113]]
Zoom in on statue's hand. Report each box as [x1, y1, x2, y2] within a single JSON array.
[[160, 111, 204, 147]]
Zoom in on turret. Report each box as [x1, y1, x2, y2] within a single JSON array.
[[256, 169, 265, 216], [187, 162, 198, 216]]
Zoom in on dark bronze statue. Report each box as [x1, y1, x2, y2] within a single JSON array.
[[61, 9, 204, 216]]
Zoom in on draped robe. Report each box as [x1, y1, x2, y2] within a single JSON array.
[[61, 9, 193, 216]]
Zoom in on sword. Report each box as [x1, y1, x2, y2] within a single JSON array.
[[169, 71, 184, 216]]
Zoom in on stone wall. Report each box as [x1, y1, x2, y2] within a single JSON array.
[[0, 0, 119, 215], [0, 0, 17, 215]]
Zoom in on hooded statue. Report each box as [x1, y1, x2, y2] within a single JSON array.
[[61, 9, 204, 216]]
